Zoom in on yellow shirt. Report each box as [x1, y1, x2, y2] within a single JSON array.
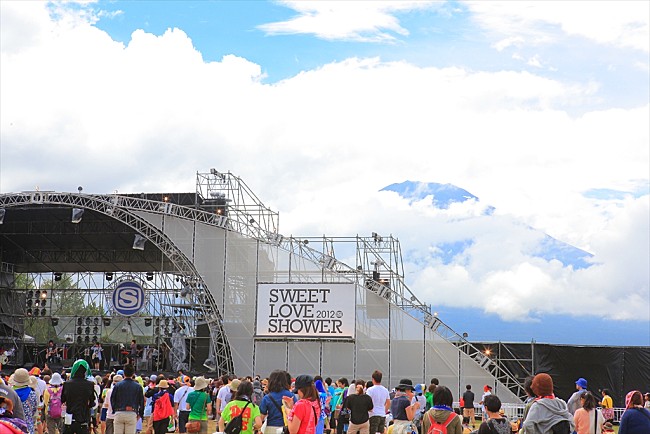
[[601, 395, 613, 409]]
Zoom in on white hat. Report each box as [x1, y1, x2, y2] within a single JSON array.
[[50, 373, 64, 386], [11, 369, 30, 388]]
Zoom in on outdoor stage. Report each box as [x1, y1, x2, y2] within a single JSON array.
[[1, 170, 647, 405]]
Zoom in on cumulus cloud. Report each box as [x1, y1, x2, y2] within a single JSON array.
[[1, 2, 648, 324], [258, 0, 441, 42], [466, 0, 650, 52]]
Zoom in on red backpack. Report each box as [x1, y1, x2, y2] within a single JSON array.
[[426, 412, 456, 434]]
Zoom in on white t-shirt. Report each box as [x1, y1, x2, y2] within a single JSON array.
[[105, 388, 116, 419], [217, 385, 232, 412], [366, 384, 390, 417], [174, 385, 194, 412]]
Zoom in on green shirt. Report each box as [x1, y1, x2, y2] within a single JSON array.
[[222, 400, 261, 434], [186, 390, 210, 421]]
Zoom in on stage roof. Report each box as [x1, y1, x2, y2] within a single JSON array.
[[0, 204, 171, 273]]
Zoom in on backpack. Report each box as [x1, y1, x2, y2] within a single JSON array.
[[426, 412, 456, 434], [549, 420, 571, 434], [48, 386, 63, 419], [224, 402, 251, 434], [252, 387, 263, 406], [153, 392, 174, 422]]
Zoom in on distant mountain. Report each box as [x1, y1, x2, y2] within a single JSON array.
[[381, 181, 592, 269]]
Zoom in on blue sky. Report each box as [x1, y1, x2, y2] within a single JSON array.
[[1, 1, 648, 346]]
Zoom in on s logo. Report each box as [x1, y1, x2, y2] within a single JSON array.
[[112, 280, 145, 316]]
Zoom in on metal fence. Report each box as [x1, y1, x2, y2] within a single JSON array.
[[455, 403, 626, 424]]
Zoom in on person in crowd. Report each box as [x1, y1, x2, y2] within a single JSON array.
[[390, 379, 419, 434], [314, 378, 329, 434], [333, 378, 350, 434], [619, 390, 650, 434], [522, 373, 574, 434], [461, 385, 475, 430], [283, 375, 320, 434], [421, 385, 461, 434], [477, 394, 509, 434], [61, 360, 96, 434], [185, 377, 211, 434], [567, 378, 588, 416], [103, 375, 122, 434], [110, 364, 144, 434], [599, 389, 614, 423], [11, 368, 38, 434], [366, 370, 390, 434], [411, 384, 427, 433], [644, 393, 650, 409], [174, 377, 194, 434], [424, 384, 434, 412], [44, 372, 65, 434], [142, 375, 158, 434], [0, 395, 29, 434], [479, 385, 492, 422], [343, 382, 373, 434], [574, 391, 604, 434], [0, 375, 26, 421], [215, 376, 233, 423], [260, 370, 295, 434], [219, 380, 262, 434], [151, 380, 174, 434]]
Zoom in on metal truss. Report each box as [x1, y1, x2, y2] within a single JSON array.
[[196, 170, 279, 236], [0, 191, 233, 375]]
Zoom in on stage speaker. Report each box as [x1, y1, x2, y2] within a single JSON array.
[[62, 359, 73, 368], [109, 361, 122, 369], [193, 323, 211, 371]]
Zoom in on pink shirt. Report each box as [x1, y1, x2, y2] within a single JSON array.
[[288, 399, 319, 434], [574, 408, 604, 434]]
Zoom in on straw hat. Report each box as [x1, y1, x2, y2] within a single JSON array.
[[11, 369, 30, 388], [113, 374, 124, 384], [158, 380, 169, 388], [229, 378, 241, 391], [194, 377, 208, 391]]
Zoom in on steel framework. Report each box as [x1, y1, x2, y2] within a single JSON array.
[[0, 191, 233, 375]]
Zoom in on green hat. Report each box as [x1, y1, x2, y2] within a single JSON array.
[[70, 359, 91, 379]]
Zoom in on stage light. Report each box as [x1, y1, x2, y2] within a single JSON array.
[[462, 332, 469, 338], [155, 317, 161, 326], [249, 218, 255, 224], [0, 208, 5, 224], [76, 336, 82, 343], [40, 299, 47, 307], [484, 349, 491, 356], [92, 326, 98, 334], [210, 168, 217, 175], [146, 272, 154, 281], [26, 299, 32, 307], [54, 272, 62, 281], [77, 186, 83, 193], [71, 208, 84, 223], [303, 239, 309, 245], [40, 308, 46, 316], [85, 326, 90, 334], [93, 317, 99, 325], [103, 318, 111, 326], [41, 291, 47, 299], [92, 335, 98, 343], [77, 327, 83, 334], [105, 272, 113, 281], [133, 234, 146, 250], [77, 317, 83, 326], [163, 196, 169, 202], [85, 317, 91, 325], [27, 290, 33, 299], [65, 334, 74, 344], [144, 318, 152, 327], [51, 318, 59, 327], [203, 357, 217, 371], [26, 309, 33, 316], [84, 335, 90, 343]]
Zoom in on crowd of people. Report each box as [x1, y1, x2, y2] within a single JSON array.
[[1, 363, 649, 434]]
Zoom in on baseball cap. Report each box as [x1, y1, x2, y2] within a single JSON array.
[[292, 375, 314, 393]]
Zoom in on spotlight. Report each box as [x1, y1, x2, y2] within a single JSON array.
[[77, 186, 83, 193], [92, 326, 98, 334], [76, 336, 82, 343], [54, 272, 62, 281], [85, 326, 90, 334], [92, 335, 98, 342], [40, 308, 46, 316], [462, 332, 469, 338], [249, 218, 255, 224], [105, 272, 113, 281], [77, 327, 83, 334], [146, 272, 154, 281], [0, 208, 5, 224], [26, 299, 32, 307], [85, 317, 91, 325], [103, 317, 111, 326], [26, 309, 33, 316], [303, 239, 309, 245], [84, 335, 90, 343], [65, 334, 74, 344], [93, 317, 99, 325], [40, 299, 47, 307], [133, 234, 146, 250], [41, 291, 47, 299], [27, 290, 33, 299], [203, 357, 217, 371], [144, 318, 152, 327], [51, 318, 59, 327], [77, 317, 83, 326], [71, 208, 84, 223]]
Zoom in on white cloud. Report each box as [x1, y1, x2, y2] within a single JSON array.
[[465, 0, 650, 52], [258, 0, 441, 42], [1, 2, 648, 324]]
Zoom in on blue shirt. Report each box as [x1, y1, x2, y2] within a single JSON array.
[[259, 390, 296, 427], [110, 378, 145, 418]]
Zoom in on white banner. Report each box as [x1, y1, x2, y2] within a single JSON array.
[[256, 283, 356, 338]]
